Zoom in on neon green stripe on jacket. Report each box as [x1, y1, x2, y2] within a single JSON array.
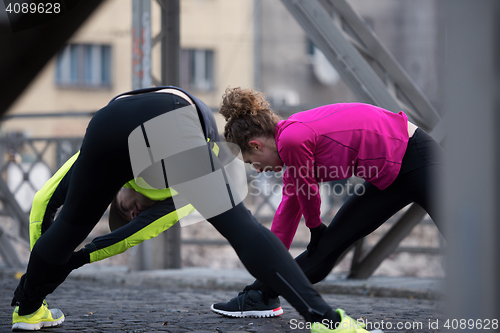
[[88, 203, 194, 263], [122, 141, 219, 200], [124, 178, 178, 201]]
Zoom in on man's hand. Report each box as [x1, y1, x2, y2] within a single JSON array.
[[69, 248, 90, 270], [306, 223, 327, 257]]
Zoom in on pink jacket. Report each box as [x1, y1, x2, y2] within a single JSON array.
[[271, 103, 409, 249]]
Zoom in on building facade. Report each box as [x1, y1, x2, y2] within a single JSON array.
[[4, 0, 439, 135], [3, 0, 255, 138]]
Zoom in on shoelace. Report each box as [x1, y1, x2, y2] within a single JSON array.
[[236, 291, 248, 314]]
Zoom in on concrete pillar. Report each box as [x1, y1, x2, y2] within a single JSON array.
[[438, 0, 500, 326]]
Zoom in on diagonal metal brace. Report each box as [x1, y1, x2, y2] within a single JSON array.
[[348, 204, 428, 279], [280, 0, 441, 132]]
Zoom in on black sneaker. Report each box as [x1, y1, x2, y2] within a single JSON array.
[[211, 290, 283, 318]]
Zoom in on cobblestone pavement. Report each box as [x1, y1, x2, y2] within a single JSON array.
[[0, 269, 444, 333]]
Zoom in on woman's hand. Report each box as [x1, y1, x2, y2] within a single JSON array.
[[243, 280, 278, 304], [306, 223, 327, 257]]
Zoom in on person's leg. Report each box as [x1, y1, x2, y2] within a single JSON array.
[[13, 110, 132, 316], [207, 203, 340, 324], [211, 182, 410, 317], [212, 131, 444, 328], [226, 181, 411, 308], [208, 203, 386, 332], [13, 93, 185, 316], [233, 130, 444, 297], [394, 129, 444, 232], [294, 181, 410, 284]]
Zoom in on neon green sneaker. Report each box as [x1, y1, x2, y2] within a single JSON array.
[[311, 309, 383, 333], [12, 301, 64, 331]]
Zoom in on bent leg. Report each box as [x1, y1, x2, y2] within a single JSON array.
[[294, 182, 411, 284], [397, 164, 443, 233], [293, 181, 410, 284], [15, 127, 131, 315], [207, 203, 337, 323], [14, 93, 183, 315]]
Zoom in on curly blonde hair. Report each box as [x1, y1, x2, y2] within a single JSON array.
[[219, 87, 280, 154]]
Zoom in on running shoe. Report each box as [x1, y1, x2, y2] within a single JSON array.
[[211, 290, 283, 318], [311, 309, 383, 333], [12, 301, 65, 331]]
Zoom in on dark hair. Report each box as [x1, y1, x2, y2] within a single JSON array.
[[219, 87, 280, 154]]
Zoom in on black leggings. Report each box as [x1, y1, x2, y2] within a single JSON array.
[[14, 92, 335, 323]]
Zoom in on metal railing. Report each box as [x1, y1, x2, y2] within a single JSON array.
[[0, 114, 442, 276], [0, 129, 84, 268]]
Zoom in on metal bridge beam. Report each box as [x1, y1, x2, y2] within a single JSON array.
[[280, 0, 441, 132], [0, 0, 106, 115]]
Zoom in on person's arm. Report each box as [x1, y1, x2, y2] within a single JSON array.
[[278, 124, 322, 229], [278, 124, 330, 256], [270, 177, 302, 249], [29, 152, 80, 250], [83, 198, 195, 263]]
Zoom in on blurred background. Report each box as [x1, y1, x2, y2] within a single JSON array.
[[0, 0, 500, 319], [0, 0, 444, 277], [0, 0, 498, 321]]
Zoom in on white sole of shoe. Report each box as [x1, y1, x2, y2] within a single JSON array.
[[12, 316, 64, 331], [210, 304, 283, 318]]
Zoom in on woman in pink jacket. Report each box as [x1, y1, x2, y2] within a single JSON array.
[[211, 87, 443, 320]]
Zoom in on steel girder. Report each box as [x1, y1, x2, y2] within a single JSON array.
[[280, 0, 443, 279]]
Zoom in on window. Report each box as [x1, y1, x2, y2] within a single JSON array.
[[180, 49, 214, 91], [55, 44, 112, 88]]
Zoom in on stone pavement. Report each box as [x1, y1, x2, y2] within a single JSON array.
[[69, 266, 443, 300], [0, 267, 445, 333]]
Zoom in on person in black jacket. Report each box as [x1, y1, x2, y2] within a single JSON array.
[[11, 87, 375, 333]]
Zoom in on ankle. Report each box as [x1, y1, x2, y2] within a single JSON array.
[[308, 308, 341, 328], [18, 299, 44, 316]]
